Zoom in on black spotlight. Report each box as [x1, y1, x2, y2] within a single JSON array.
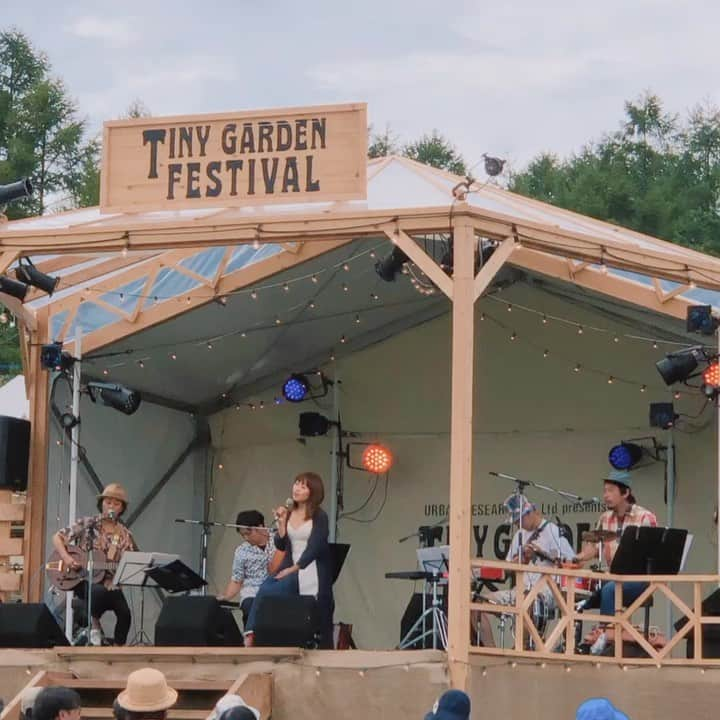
[[15, 258, 59, 296], [0, 178, 32, 205], [656, 348, 701, 385], [608, 442, 644, 471], [299, 411, 332, 437], [649, 402, 677, 430], [375, 247, 409, 282], [87, 382, 141, 415], [687, 305, 719, 336], [0, 275, 29, 301], [40, 342, 74, 371], [483, 154, 506, 177]]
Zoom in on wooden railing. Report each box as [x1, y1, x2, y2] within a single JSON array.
[[0, 489, 24, 601], [469, 558, 720, 666]]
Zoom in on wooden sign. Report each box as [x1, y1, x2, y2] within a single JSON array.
[[100, 103, 367, 213]]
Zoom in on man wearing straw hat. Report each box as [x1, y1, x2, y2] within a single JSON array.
[[52, 483, 137, 646], [115, 668, 178, 720]]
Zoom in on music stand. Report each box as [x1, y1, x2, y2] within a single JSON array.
[[610, 526, 688, 641], [610, 527, 688, 576], [145, 559, 207, 594], [114, 552, 180, 645]]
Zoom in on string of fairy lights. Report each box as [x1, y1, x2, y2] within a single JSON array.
[[74, 259, 712, 413], [481, 293, 709, 400]]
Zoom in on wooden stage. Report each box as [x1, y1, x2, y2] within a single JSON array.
[[2, 645, 720, 719]]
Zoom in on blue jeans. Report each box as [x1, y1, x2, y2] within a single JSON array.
[[599, 581, 648, 615], [244, 573, 299, 633]]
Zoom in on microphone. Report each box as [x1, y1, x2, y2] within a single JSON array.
[[580, 497, 602, 505], [489, 471, 521, 481], [108, 510, 117, 521], [273, 498, 295, 527]]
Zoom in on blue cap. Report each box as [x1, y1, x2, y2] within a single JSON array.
[[424, 690, 471, 720], [504, 494, 535, 521], [576, 698, 629, 720], [604, 469, 632, 487]]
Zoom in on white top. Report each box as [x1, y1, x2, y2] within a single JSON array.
[[288, 519, 319, 596], [506, 520, 574, 591]]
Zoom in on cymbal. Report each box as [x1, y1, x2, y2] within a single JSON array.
[[582, 530, 619, 543]]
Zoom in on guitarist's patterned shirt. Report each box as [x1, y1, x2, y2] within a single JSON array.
[[58, 515, 137, 579]]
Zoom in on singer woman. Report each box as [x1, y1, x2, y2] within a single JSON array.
[[244, 472, 334, 648], [51, 483, 137, 646]]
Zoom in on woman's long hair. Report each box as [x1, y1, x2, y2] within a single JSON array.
[[294, 471, 325, 518]]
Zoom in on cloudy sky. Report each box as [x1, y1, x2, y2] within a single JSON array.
[[5, 0, 720, 171]]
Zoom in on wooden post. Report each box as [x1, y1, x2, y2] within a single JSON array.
[[447, 216, 476, 690], [24, 310, 50, 602]]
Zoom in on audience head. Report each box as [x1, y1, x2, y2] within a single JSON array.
[[116, 668, 178, 719], [577, 698, 629, 720], [210, 694, 260, 720], [32, 687, 81, 720], [20, 687, 44, 720], [424, 690, 471, 720]]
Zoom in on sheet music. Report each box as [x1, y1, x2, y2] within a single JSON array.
[[417, 545, 450, 584], [680, 534, 694, 571]]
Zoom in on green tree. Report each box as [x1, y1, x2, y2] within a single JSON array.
[[0, 30, 95, 217], [0, 308, 21, 382], [403, 130, 467, 175], [368, 124, 399, 158], [510, 93, 720, 256]]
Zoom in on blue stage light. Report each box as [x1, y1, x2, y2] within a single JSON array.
[[608, 442, 643, 471], [282, 374, 309, 403]]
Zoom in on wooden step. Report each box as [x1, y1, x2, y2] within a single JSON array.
[[83, 709, 210, 720], [45, 675, 230, 691]]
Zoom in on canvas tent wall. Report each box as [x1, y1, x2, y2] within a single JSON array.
[[205, 279, 715, 649]]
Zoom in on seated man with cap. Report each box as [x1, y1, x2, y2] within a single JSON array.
[[52, 483, 137, 646], [115, 668, 177, 720], [573, 470, 657, 653], [474, 494, 574, 647]]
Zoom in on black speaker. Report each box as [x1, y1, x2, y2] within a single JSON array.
[[0, 603, 69, 647], [676, 588, 720, 658], [400, 593, 444, 649], [155, 596, 243, 646], [253, 595, 320, 648], [0, 416, 30, 491]]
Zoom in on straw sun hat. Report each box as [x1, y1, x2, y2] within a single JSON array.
[[117, 668, 178, 712]]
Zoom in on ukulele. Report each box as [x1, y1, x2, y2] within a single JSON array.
[[45, 546, 120, 591]]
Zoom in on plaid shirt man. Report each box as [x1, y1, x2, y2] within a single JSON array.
[[597, 504, 657, 566], [58, 515, 137, 579]]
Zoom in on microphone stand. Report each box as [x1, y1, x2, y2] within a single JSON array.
[[489, 471, 601, 507], [77, 522, 96, 646]]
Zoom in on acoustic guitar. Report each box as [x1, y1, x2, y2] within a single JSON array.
[[45, 546, 120, 591]]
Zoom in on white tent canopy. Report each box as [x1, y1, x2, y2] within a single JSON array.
[[0, 375, 28, 420]]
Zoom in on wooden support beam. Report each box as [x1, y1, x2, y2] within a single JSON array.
[[385, 228, 453, 300], [24, 309, 50, 602], [0, 250, 19, 274], [220, 673, 272, 720], [512, 247, 692, 321], [0, 294, 37, 332], [447, 216, 474, 691], [474, 234, 515, 301]]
